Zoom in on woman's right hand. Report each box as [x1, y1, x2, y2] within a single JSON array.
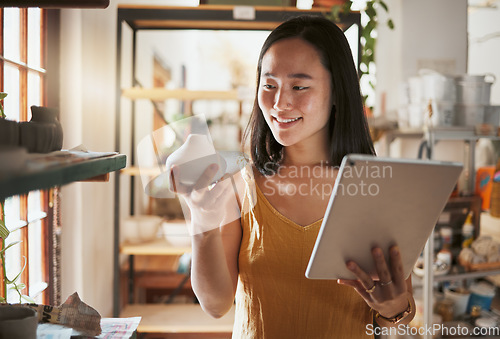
[[170, 163, 239, 235]]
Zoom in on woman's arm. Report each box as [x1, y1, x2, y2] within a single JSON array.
[[171, 164, 244, 318], [191, 219, 242, 318]]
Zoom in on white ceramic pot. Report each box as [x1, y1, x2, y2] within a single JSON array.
[[165, 134, 226, 186], [444, 287, 470, 318], [121, 215, 162, 244], [162, 220, 191, 247], [420, 69, 456, 102]]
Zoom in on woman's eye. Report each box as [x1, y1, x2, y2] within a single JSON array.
[[263, 84, 275, 89], [293, 86, 308, 90]]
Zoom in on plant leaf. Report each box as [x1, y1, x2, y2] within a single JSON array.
[[0, 93, 7, 100], [0, 220, 9, 239], [21, 294, 36, 303], [0, 297, 5, 303], [387, 19, 395, 29], [0, 240, 21, 254], [5, 255, 26, 284], [15, 283, 26, 290], [378, 0, 389, 12]]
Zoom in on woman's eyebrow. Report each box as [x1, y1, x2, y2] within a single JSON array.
[[262, 72, 312, 79]]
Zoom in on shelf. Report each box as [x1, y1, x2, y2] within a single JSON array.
[[118, 4, 359, 31], [385, 126, 500, 144], [434, 268, 500, 282], [427, 126, 500, 141], [121, 238, 191, 256], [121, 88, 240, 101], [0, 152, 126, 199], [121, 166, 160, 177], [120, 304, 234, 334]]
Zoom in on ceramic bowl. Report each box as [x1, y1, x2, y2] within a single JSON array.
[[162, 220, 191, 247], [121, 215, 162, 244]]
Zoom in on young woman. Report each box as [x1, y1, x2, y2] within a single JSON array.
[[172, 15, 415, 338]]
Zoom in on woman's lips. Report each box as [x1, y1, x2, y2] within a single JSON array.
[[272, 116, 302, 128]]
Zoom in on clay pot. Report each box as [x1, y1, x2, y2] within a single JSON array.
[[164, 134, 226, 186], [18, 106, 63, 153], [30, 106, 63, 151], [19, 121, 56, 153], [0, 119, 20, 147], [0, 305, 38, 339]]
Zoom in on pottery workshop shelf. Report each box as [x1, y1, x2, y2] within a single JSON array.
[[120, 304, 234, 335], [0, 151, 126, 199]]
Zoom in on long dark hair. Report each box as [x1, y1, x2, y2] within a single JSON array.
[[243, 15, 375, 175]]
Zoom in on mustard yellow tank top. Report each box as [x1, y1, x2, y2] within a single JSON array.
[[233, 169, 373, 339]]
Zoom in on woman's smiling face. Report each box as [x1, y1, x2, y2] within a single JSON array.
[[258, 37, 333, 148]]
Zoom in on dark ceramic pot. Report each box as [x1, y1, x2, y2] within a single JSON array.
[[0, 119, 20, 147], [0, 305, 38, 339], [30, 105, 63, 151], [19, 121, 56, 153]]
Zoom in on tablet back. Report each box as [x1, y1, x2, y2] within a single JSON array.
[[305, 154, 463, 280]]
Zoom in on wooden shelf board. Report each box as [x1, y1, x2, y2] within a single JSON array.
[[121, 88, 239, 101], [121, 166, 161, 177], [120, 304, 234, 333], [121, 238, 191, 255], [0, 153, 126, 199]]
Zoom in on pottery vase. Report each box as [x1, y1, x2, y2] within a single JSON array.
[[19, 106, 63, 153], [0, 305, 38, 339], [30, 106, 63, 151], [165, 134, 226, 186], [0, 119, 20, 147]]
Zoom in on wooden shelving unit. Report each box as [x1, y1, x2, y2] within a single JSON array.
[[120, 304, 235, 337], [121, 239, 191, 256], [114, 5, 363, 337], [0, 152, 126, 199]]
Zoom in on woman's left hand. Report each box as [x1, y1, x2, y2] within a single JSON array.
[[337, 245, 411, 319]]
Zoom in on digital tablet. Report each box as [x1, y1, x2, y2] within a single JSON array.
[[305, 154, 463, 280]]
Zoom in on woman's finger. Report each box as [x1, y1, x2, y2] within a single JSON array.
[[337, 279, 371, 300], [193, 163, 220, 191], [170, 166, 192, 195], [346, 261, 375, 292], [389, 246, 406, 289], [372, 247, 392, 286]]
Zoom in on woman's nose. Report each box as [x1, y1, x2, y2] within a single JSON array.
[[273, 89, 292, 111]]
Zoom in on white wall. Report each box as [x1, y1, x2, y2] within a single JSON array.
[[59, 3, 118, 317], [376, 0, 468, 119], [375, 0, 469, 163], [468, 2, 500, 105]]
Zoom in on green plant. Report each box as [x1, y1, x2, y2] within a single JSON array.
[[0, 202, 34, 304], [0, 94, 35, 304], [325, 0, 394, 107], [0, 92, 7, 118]]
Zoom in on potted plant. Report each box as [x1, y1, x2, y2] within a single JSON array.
[[324, 0, 394, 108]]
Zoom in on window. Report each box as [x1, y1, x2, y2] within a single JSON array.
[[0, 8, 54, 304]]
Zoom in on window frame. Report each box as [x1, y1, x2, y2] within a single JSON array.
[[0, 7, 55, 305]]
